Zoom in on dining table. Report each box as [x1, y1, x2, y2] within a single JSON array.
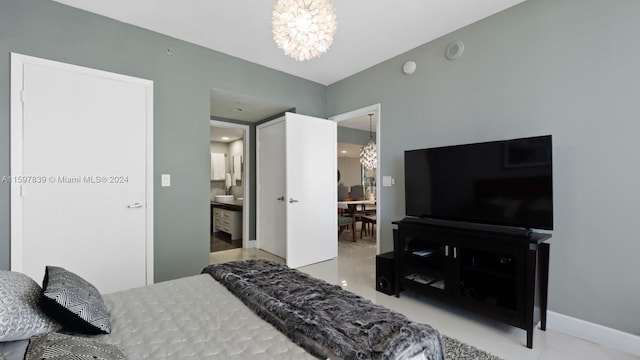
[[338, 199, 376, 242]]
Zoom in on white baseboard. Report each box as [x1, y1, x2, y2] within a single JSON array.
[[547, 311, 640, 356]]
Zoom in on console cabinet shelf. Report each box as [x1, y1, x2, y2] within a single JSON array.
[[393, 218, 551, 348]]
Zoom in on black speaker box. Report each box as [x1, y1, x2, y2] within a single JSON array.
[[376, 252, 395, 296]]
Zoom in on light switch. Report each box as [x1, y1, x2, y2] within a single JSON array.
[[161, 174, 171, 187], [383, 176, 394, 187]]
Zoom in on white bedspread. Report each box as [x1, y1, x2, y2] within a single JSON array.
[[1, 274, 314, 360]]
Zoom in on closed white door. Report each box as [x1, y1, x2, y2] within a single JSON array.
[[11, 54, 153, 294], [257, 114, 337, 268], [285, 113, 337, 268], [256, 118, 287, 258]]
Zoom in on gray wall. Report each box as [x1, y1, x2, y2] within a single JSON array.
[[327, 0, 640, 335], [0, 0, 326, 281], [337, 126, 373, 145], [337, 157, 361, 188]]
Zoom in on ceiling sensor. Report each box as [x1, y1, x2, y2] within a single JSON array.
[[445, 40, 464, 60], [165, 46, 174, 55], [402, 61, 416, 75]]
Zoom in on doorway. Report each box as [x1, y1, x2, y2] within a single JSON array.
[[209, 121, 250, 253], [330, 104, 381, 254], [208, 88, 293, 262]]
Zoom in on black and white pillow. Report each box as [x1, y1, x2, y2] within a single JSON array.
[[0, 271, 62, 341], [41, 266, 111, 334], [25, 332, 126, 360]]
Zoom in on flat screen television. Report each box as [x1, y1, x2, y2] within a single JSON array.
[[404, 135, 553, 230]]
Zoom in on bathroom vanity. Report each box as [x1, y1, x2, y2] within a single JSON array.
[[211, 197, 243, 240]]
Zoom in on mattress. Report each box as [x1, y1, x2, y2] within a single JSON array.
[[1, 274, 314, 360]]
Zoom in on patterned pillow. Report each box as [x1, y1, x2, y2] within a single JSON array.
[[25, 332, 126, 360], [41, 266, 111, 334], [0, 271, 62, 341]]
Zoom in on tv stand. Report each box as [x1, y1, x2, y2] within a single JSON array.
[[403, 217, 534, 238], [393, 218, 551, 348]]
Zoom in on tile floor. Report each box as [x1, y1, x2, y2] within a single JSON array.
[[210, 231, 241, 252], [210, 237, 638, 360]]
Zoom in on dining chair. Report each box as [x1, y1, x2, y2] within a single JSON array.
[[338, 184, 349, 200], [361, 214, 377, 239], [338, 216, 356, 242], [350, 185, 365, 200]]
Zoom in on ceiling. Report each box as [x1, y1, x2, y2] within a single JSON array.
[[210, 88, 293, 123], [210, 126, 244, 143], [52, 0, 525, 86], [52, 0, 524, 137], [338, 143, 364, 159]]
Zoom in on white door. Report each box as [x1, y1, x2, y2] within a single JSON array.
[[11, 54, 153, 294], [257, 114, 337, 268], [285, 113, 337, 268], [257, 118, 286, 258]]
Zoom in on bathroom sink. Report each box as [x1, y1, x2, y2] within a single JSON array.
[[214, 195, 234, 202]]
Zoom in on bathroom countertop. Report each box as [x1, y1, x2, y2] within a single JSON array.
[[210, 199, 243, 211]]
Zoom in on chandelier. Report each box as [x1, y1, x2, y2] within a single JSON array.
[[271, 0, 337, 61], [360, 114, 377, 170]]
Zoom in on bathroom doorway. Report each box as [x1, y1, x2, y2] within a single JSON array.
[[210, 121, 250, 252]]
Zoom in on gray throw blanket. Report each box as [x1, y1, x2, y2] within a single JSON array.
[[202, 259, 444, 360]]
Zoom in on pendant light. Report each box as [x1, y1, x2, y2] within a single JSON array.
[[271, 0, 338, 61]]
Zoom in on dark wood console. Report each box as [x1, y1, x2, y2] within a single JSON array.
[[393, 218, 551, 348]]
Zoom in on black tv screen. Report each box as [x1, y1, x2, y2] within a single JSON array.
[[404, 135, 553, 230]]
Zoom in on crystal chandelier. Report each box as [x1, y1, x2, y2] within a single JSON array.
[[360, 114, 377, 170], [271, 0, 337, 61]]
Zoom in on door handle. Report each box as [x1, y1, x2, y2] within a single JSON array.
[[127, 202, 143, 209], [289, 198, 299, 203], [277, 196, 285, 201]]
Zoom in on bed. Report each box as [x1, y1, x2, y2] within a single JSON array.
[[1, 259, 444, 360]]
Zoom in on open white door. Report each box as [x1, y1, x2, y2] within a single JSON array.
[[285, 113, 337, 268]]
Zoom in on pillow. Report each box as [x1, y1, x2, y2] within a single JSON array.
[[0, 271, 62, 341], [41, 266, 111, 334], [25, 332, 126, 360]]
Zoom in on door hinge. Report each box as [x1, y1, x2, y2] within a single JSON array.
[[20, 90, 26, 103]]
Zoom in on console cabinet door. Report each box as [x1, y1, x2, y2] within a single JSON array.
[[456, 239, 526, 324], [396, 225, 457, 298]]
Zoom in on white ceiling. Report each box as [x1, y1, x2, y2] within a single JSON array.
[[338, 143, 364, 159], [53, 0, 525, 135], [210, 126, 244, 143], [52, 0, 525, 86], [210, 88, 292, 122]]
